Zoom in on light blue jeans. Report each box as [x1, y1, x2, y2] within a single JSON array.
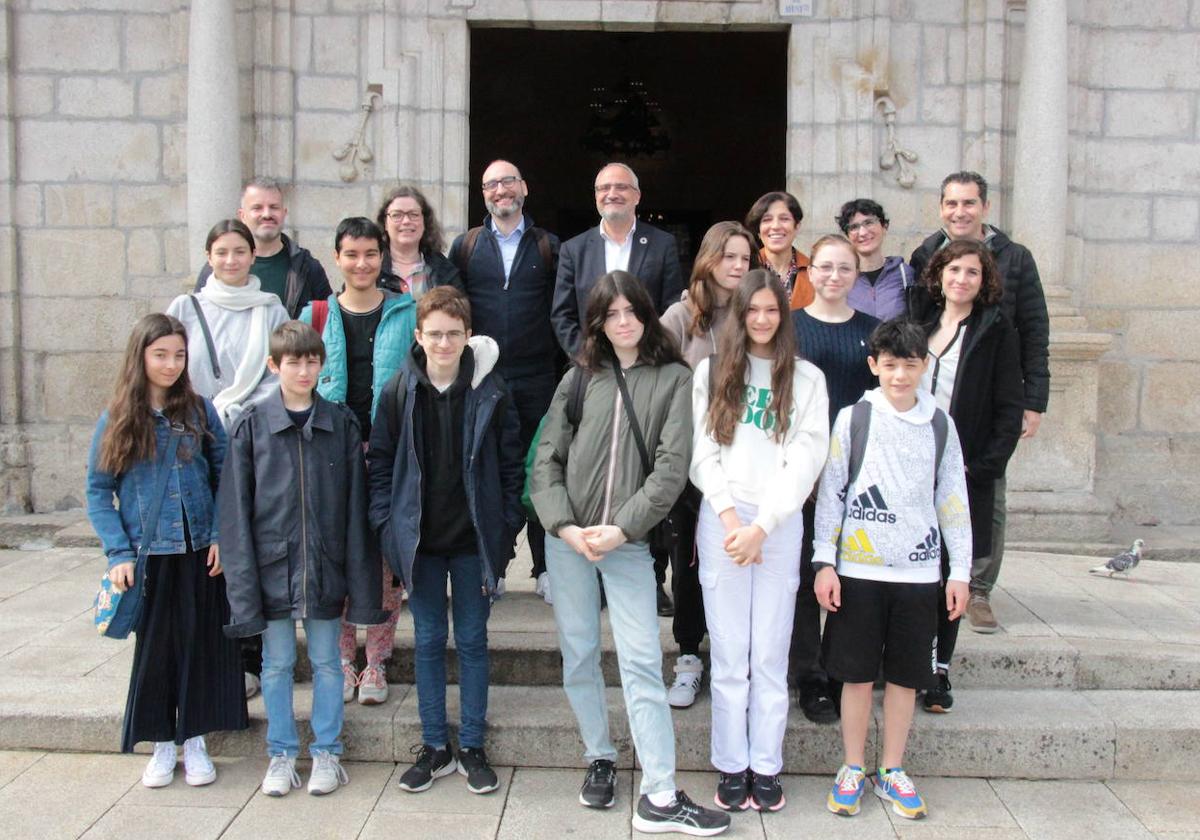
[[545, 535, 676, 796], [261, 617, 343, 757]]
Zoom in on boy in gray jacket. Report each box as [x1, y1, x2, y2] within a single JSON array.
[[813, 319, 971, 821]]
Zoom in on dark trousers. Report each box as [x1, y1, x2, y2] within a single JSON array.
[[122, 550, 249, 751], [670, 486, 706, 655], [936, 546, 961, 671], [511, 372, 556, 578], [787, 498, 829, 690]]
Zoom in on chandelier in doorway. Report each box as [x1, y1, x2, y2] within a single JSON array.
[[581, 79, 671, 158]]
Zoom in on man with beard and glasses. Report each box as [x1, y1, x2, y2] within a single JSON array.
[[449, 160, 561, 604]]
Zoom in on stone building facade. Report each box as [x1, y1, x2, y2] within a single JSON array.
[[0, 0, 1197, 544]]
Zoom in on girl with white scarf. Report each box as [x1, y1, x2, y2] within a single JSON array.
[[167, 220, 290, 430]]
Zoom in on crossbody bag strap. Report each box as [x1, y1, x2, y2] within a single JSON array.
[[135, 428, 183, 570], [188, 295, 222, 380], [611, 363, 654, 479]]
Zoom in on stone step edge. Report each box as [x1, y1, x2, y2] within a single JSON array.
[[0, 686, 1192, 782]]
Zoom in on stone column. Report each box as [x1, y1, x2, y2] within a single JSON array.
[[186, 0, 241, 273], [1010, 0, 1068, 285]]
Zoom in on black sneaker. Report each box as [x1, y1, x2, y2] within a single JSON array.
[[750, 773, 785, 812], [579, 759, 617, 808], [457, 746, 499, 794], [923, 672, 954, 713], [633, 790, 731, 836], [397, 744, 457, 792], [714, 770, 751, 811], [656, 583, 675, 617], [799, 685, 839, 724]]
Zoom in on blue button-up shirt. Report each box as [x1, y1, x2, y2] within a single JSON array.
[[491, 215, 527, 283]]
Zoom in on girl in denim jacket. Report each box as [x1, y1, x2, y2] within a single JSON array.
[[86, 313, 248, 789]]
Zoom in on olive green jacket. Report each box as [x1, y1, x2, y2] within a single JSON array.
[[530, 361, 692, 542]]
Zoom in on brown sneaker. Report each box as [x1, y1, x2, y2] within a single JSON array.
[[967, 592, 999, 634]]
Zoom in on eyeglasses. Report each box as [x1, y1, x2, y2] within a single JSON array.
[[421, 330, 467, 343], [812, 263, 857, 277], [482, 175, 522, 192], [594, 182, 636, 195], [386, 210, 423, 223], [846, 217, 881, 234]]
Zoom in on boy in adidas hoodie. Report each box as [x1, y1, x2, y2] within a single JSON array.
[[813, 319, 971, 821]]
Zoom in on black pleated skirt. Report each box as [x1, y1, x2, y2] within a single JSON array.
[[121, 549, 249, 751]]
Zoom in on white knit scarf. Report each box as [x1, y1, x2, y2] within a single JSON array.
[[198, 275, 280, 419]]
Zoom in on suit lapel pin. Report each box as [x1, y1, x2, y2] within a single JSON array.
[[639, 236, 648, 245]]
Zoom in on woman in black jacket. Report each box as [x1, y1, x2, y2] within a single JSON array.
[[916, 239, 1023, 714], [375, 185, 463, 297]]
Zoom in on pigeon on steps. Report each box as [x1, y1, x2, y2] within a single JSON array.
[[1089, 539, 1144, 577]]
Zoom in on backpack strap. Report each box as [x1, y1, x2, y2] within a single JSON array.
[[845, 400, 872, 494], [454, 226, 485, 276], [532, 227, 554, 272], [187, 295, 221, 380], [386, 372, 409, 442], [310, 299, 329, 337], [565, 367, 591, 431], [931, 407, 948, 486]]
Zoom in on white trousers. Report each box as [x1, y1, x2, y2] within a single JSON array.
[[697, 498, 802, 775]]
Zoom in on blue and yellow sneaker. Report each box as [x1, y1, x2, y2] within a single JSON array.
[[874, 767, 928, 819], [826, 764, 867, 816]]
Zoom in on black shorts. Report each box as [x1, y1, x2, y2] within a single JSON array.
[[822, 576, 939, 690]]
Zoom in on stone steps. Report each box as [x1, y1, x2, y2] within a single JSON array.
[[0, 681, 1194, 781]]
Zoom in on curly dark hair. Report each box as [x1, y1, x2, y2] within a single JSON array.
[[919, 239, 1003, 308], [579, 271, 683, 372], [375, 185, 445, 255], [835, 198, 889, 234]]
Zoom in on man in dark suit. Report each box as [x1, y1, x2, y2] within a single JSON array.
[[551, 163, 684, 356], [551, 162, 684, 617]]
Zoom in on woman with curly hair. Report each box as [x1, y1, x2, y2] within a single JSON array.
[[375, 185, 463, 298], [916, 239, 1024, 714]]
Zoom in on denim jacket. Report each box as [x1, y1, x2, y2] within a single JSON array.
[[86, 399, 226, 568]]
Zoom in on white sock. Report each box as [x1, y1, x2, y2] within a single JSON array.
[[648, 790, 676, 808]]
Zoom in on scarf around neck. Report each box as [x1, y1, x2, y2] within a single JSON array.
[[198, 275, 279, 422]]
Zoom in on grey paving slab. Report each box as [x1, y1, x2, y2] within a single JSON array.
[[1071, 638, 1200, 689], [0, 641, 127, 677], [950, 635, 1078, 688], [358, 809, 500, 840], [0, 749, 42, 788], [892, 828, 1028, 840], [1083, 691, 1200, 779], [36, 611, 135, 649], [0, 574, 97, 622], [0, 618, 58, 657], [119, 755, 262, 808], [881, 777, 1017, 828], [218, 760, 392, 840], [79, 803, 240, 840], [1107, 781, 1200, 834], [991, 780, 1154, 840], [373, 762, 512, 815], [0, 752, 143, 838], [761, 775, 897, 839], [496, 767, 634, 840]]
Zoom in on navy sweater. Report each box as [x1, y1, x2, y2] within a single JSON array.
[[791, 309, 880, 426]]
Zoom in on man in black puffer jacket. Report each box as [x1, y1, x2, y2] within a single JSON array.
[[908, 170, 1049, 636]]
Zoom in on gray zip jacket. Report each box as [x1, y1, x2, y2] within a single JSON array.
[[530, 360, 692, 543]]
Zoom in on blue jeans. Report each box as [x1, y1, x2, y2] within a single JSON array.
[[261, 617, 343, 757], [407, 553, 491, 749], [545, 535, 676, 796]]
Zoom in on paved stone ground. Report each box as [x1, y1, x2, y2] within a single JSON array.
[[1, 750, 1198, 840]]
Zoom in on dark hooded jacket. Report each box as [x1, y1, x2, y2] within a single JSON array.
[[909, 225, 1050, 413]]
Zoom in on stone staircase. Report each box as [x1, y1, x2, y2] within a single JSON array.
[[1, 540, 1198, 782]]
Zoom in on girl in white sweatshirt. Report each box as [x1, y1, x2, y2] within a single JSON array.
[[690, 269, 829, 813]]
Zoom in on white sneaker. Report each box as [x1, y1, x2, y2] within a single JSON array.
[[535, 571, 553, 605], [308, 750, 349, 795], [142, 741, 176, 788], [357, 664, 389, 705], [342, 660, 358, 703], [494, 578, 507, 599], [182, 735, 217, 786], [261, 754, 301, 797], [667, 654, 704, 708], [244, 672, 261, 700]]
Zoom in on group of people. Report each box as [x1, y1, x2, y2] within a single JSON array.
[[84, 162, 1048, 836]]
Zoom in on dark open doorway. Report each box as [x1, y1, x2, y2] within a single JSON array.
[[468, 28, 788, 272]]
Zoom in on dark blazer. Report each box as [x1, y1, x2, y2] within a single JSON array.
[[909, 225, 1050, 414], [551, 221, 684, 356], [922, 304, 1024, 558], [218, 389, 388, 637]]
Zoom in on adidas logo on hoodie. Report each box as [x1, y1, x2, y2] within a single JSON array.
[[908, 527, 941, 563], [848, 484, 898, 524]]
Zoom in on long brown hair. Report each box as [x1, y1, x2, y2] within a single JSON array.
[[579, 271, 683, 372], [375, 185, 445, 254], [707, 270, 796, 445], [919, 239, 1003, 307], [98, 314, 209, 475], [687, 221, 758, 338]]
